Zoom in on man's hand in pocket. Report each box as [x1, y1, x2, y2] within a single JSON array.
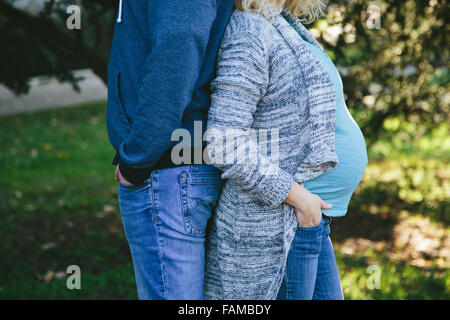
[[115, 165, 134, 186]]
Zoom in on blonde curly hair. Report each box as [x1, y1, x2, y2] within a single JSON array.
[[235, 0, 327, 24]]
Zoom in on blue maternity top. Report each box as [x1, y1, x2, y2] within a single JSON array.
[[287, 19, 368, 217]]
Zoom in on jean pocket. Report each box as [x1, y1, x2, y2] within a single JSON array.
[[296, 215, 330, 232], [119, 182, 143, 190], [118, 182, 152, 217], [179, 171, 222, 236], [296, 222, 323, 232]]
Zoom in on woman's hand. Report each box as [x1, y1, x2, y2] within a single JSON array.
[[284, 182, 332, 227], [295, 193, 329, 227]]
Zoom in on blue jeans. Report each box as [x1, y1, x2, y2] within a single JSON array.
[[118, 164, 222, 300], [277, 216, 344, 300]]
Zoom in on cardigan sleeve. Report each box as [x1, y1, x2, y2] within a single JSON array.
[[206, 30, 294, 207]]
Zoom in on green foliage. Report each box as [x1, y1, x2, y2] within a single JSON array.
[[0, 0, 116, 94], [1, 1, 448, 141], [311, 0, 449, 142]]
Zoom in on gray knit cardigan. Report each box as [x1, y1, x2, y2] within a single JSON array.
[[204, 8, 339, 300]]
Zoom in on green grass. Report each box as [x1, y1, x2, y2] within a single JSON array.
[[0, 102, 137, 299], [336, 252, 449, 300], [0, 101, 448, 299]]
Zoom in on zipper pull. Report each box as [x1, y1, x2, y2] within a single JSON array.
[[117, 0, 123, 23]]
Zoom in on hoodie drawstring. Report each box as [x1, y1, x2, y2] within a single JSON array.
[[117, 0, 123, 23]]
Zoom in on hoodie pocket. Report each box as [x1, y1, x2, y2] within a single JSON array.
[[106, 67, 131, 146]]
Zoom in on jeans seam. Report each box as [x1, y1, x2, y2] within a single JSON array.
[[151, 173, 168, 300], [284, 254, 291, 300], [178, 174, 190, 234]]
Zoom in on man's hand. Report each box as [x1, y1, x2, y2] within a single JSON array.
[[115, 165, 134, 186]]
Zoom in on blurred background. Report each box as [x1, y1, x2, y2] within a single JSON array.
[[0, 0, 448, 299]]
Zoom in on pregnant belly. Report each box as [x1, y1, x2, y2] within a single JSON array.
[[303, 125, 368, 217]]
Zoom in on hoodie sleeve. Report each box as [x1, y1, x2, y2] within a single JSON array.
[[118, 0, 217, 185]]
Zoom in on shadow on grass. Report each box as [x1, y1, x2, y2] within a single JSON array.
[[331, 185, 399, 243]]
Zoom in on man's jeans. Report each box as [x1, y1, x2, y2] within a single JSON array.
[[277, 216, 344, 300], [118, 164, 222, 300]]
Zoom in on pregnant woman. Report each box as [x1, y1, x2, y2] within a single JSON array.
[[204, 0, 367, 300], [275, 9, 368, 300]]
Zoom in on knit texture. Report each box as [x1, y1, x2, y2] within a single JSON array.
[[204, 9, 338, 300]]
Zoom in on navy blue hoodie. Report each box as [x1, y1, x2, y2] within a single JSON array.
[[106, 0, 233, 185]]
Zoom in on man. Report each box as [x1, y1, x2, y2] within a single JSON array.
[[106, 1, 233, 300]]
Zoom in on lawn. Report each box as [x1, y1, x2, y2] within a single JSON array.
[[0, 101, 448, 299]]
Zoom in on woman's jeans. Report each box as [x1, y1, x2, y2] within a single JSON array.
[[118, 164, 222, 300], [277, 215, 344, 300]]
